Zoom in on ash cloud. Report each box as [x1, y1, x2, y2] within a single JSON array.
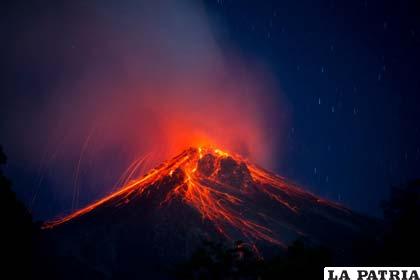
[[0, 1, 288, 218]]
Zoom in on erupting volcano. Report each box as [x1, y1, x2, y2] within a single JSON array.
[[42, 147, 374, 277], [45, 147, 371, 240]]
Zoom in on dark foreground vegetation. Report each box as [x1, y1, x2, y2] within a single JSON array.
[[1, 146, 419, 279], [174, 239, 331, 280]]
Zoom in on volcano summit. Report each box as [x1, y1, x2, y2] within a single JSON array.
[[42, 147, 374, 278]]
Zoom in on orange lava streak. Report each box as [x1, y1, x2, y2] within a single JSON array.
[[43, 146, 347, 247], [159, 148, 284, 246], [42, 149, 194, 229], [247, 163, 349, 213]]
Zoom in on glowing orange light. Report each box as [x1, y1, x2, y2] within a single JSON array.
[[43, 146, 347, 247], [214, 148, 229, 157]]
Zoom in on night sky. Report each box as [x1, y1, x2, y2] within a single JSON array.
[[1, 0, 419, 220]]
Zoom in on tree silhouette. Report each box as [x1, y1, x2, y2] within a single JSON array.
[[380, 179, 420, 265], [350, 179, 420, 266], [175, 239, 332, 280], [175, 240, 263, 280], [261, 239, 331, 280], [0, 146, 34, 278]]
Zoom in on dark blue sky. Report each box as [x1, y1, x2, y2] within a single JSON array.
[[1, 0, 419, 219], [203, 0, 420, 216]]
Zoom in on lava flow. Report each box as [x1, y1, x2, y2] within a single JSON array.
[[43, 146, 347, 246]]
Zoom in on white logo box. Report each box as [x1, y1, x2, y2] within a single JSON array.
[[324, 267, 420, 280]]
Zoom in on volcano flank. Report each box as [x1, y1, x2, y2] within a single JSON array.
[[42, 147, 375, 278]]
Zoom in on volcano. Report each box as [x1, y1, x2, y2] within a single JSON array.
[[42, 147, 375, 278]]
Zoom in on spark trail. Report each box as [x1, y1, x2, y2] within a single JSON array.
[[43, 147, 348, 246]]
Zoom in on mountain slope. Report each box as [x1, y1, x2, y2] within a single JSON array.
[[42, 147, 375, 278]]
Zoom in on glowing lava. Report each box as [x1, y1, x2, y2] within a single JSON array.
[[43, 147, 347, 246]]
